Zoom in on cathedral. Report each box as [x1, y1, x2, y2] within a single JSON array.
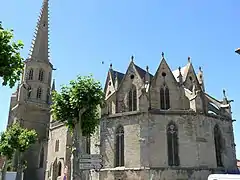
[[6, 0, 238, 180]]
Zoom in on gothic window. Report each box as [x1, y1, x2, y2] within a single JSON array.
[[214, 124, 223, 167], [46, 88, 50, 103], [38, 69, 44, 81], [160, 86, 170, 110], [52, 159, 58, 179], [115, 125, 124, 167], [28, 69, 34, 80], [27, 86, 32, 98], [57, 162, 62, 177], [55, 140, 59, 152], [37, 87, 42, 99], [39, 147, 44, 168], [86, 135, 91, 154], [128, 85, 137, 111], [48, 72, 51, 85], [167, 122, 179, 166]]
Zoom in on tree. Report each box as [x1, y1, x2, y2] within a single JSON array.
[[51, 75, 105, 180], [0, 122, 37, 180], [0, 21, 24, 88]]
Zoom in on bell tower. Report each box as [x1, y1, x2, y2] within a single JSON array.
[[7, 0, 54, 180]]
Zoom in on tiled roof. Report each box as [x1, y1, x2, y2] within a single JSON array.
[[134, 64, 153, 79]]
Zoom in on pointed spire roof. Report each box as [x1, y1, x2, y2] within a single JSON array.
[[28, 0, 50, 62]]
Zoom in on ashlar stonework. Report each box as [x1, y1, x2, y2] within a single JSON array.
[[6, 0, 237, 179], [94, 54, 237, 180]]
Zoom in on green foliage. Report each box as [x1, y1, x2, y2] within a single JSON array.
[[0, 123, 37, 159], [6, 159, 13, 171], [51, 75, 105, 136], [0, 21, 24, 88]]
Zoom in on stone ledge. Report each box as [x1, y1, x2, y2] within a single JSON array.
[[100, 166, 225, 172], [50, 121, 65, 130], [149, 109, 197, 115], [104, 111, 143, 119], [102, 109, 232, 122], [100, 166, 147, 171]]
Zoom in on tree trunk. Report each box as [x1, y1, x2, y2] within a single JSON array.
[[1, 159, 7, 180], [15, 151, 23, 180], [71, 108, 86, 180]]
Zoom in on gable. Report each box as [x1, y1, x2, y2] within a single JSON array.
[[183, 63, 201, 91], [151, 58, 177, 88], [104, 71, 115, 99]]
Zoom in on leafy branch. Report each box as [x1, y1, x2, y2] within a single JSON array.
[[0, 21, 24, 88], [51, 75, 105, 136]]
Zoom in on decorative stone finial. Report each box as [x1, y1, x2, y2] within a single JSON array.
[[110, 63, 112, 69], [199, 66, 202, 72], [162, 52, 164, 58], [178, 66, 183, 84], [188, 56, 191, 62], [178, 66, 181, 73], [131, 55, 134, 62], [146, 65, 149, 72], [223, 89, 226, 98]]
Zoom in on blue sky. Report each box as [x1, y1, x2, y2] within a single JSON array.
[[1, 0, 240, 158]]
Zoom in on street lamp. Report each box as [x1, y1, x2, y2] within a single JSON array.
[[235, 48, 240, 55]]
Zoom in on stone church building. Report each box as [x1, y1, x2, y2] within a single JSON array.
[[97, 55, 237, 180], [6, 0, 238, 180]]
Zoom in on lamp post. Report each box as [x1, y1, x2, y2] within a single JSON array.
[[235, 48, 240, 55]]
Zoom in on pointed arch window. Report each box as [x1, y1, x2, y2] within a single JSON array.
[[27, 86, 32, 98], [86, 135, 91, 154], [128, 85, 137, 111], [167, 122, 179, 166], [38, 69, 44, 81], [214, 124, 223, 167], [39, 147, 44, 168], [28, 69, 34, 80], [115, 125, 124, 167], [37, 87, 42, 99], [52, 159, 58, 179], [48, 72, 51, 85], [57, 162, 62, 177], [55, 140, 59, 152], [160, 86, 170, 110], [46, 88, 50, 103]]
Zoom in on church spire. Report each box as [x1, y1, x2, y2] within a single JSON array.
[[28, 0, 50, 62]]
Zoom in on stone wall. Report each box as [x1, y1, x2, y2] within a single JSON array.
[[98, 111, 236, 180], [45, 122, 68, 180], [99, 168, 212, 180]]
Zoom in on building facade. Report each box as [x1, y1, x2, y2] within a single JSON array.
[[97, 54, 237, 180], [6, 0, 238, 180], [45, 120, 92, 180], [7, 0, 53, 180]]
